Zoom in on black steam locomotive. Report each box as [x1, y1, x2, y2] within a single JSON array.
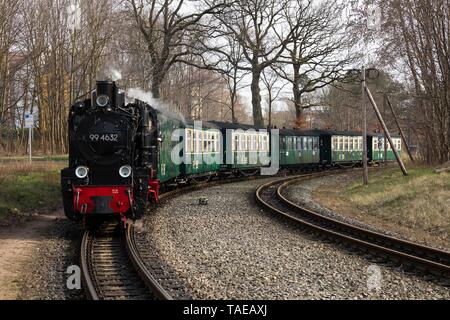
[[61, 81, 160, 223]]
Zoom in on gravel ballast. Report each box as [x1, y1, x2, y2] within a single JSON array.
[[139, 178, 450, 300], [18, 218, 85, 300]]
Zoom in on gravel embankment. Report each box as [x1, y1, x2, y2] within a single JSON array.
[[18, 218, 85, 300], [139, 178, 450, 300], [283, 173, 392, 234]]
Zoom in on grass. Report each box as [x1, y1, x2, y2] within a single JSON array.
[[0, 155, 68, 163], [0, 162, 66, 224], [344, 166, 450, 237]]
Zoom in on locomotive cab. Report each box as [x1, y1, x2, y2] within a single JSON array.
[[61, 81, 160, 222]]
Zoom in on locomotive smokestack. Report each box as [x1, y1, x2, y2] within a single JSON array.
[[94, 81, 117, 108]]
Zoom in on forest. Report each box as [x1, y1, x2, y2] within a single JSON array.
[[0, 0, 448, 164]]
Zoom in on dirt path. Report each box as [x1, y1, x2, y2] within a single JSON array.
[[0, 213, 60, 300]]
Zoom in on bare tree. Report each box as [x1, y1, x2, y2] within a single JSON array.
[[200, 34, 250, 123], [210, 0, 302, 127], [0, 1, 23, 133], [275, 0, 355, 125], [128, 0, 227, 99], [373, 0, 450, 163], [262, 68, 287, 127]]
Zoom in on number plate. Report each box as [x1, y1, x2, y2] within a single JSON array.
[[89, 134, 119, 142]]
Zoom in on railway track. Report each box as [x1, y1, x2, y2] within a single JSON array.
[[256, 174, 450, 285], [80, 221, 173, 300], [78, 175, 267, 301]]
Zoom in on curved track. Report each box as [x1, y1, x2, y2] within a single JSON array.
[[80, 222, 173, 300], [256, 175, 450, 284], [78, 175, 269, 300]]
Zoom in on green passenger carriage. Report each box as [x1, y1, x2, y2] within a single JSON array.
[[331, 132, 365, 163], [209, 122, 271, 173], [371, 134, 402, 162], [182, 122, 222, 178], [279, 129, 321, 167]]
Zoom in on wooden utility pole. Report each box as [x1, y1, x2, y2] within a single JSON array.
[[362, 67, 369, 185], [385, 95, 415, 163], [365, 87, 408, 176], [383, 95, 387, 166]]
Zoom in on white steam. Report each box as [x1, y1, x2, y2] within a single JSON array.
[[110, 69, 122, 81], [126, 87, 187, 124], [126, 88, 156, 106]]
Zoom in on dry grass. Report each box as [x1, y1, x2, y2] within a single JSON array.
[[345, 167, 450, 240], [0, 161, 64, 178]]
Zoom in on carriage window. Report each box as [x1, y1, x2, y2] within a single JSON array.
[[344, 137, 348, 151], [186, 130, 192, 154], [216, 133, 220, 153], [186, 130, 190, 154], [209, 133, 212, 152], [194, 131, 199, 153], [313, 138, 319, 150], [350, 138, 354, 150]]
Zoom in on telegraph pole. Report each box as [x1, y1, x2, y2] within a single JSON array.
[[383, 95, 387, 166], [362, 67, 369, 186]]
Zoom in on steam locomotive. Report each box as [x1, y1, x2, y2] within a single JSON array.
[[61, 81, 401, 223], [61, 81, 160, 222]]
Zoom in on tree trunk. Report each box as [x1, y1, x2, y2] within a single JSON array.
[[293, 64, 302, 122], [231, 91, 237, 124], [251, 68, 264, 127], [151, 68, 164, 99], [151, 80, 161, 99]]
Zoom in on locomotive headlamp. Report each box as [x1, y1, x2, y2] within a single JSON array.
[[96, 95, 110, 107], [75, 166, 89, 179], [119, 166, 132, 178]]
